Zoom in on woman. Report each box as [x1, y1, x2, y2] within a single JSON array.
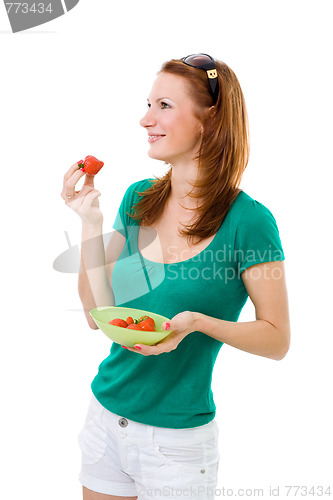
[[61, 54, 290, 500]]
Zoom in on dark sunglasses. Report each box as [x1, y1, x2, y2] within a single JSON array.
[[182, 53, 219, 103]]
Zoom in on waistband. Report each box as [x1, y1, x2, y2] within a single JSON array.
[[90, 394, 219, 447]]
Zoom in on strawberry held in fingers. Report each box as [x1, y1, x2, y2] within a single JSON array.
[[78, 156, 104, 175]]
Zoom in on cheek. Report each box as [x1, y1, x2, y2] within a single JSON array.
[[182, 121, 202, 145], [161, 115, 202, 147]]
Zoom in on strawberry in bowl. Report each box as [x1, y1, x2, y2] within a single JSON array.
[[89, 306, 173, 347]]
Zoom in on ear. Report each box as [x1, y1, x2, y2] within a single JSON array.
[[203, 105, 216, 118], [203, 106, 216, 127], [208, 105, 216, 116], [199, 106, 216, 133]]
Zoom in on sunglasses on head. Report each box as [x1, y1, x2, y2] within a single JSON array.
[[182, 53, 219, 104]]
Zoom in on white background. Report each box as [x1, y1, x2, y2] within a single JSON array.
[[1, 1, 332, 498]]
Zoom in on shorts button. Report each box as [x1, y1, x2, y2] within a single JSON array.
[[200, 469, 205, 474], [118, 417, 128, 428]]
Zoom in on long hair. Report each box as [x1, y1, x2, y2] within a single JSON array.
[[127, 56, 250, 246]]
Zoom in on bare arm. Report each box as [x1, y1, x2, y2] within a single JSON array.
[[78, 223, 115, 329], [79, 222, 114, 306], [78, 255, 99, 329], [126, 260, 290, 359], [78, 224, 126, 329], [61, 161, 122, 329], [193, 261, 291, 360]]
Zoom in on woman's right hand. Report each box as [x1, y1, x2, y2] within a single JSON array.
[[61, 161, 103, 226]]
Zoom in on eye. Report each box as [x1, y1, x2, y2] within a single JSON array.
[[161, 102, 170, 109], [147, 102, 151, 108]]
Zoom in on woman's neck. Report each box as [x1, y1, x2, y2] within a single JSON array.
[[168, 163, 202, 210]]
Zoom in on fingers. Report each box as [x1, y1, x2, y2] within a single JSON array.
[[82, 172, 95, 188], [63, 160, 82, 183], [80, 189, 101, 209], [62, 161, 85, 198], [62, 160, 97, 200], [126, 332, 177, 356], [62, 169, 86, 199], [64, 188, 100, 209], [126, 344, 161, 356]]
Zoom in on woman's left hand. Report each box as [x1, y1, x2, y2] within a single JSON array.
[[124, 311, 197, 356]]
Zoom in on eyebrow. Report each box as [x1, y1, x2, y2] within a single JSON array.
[[147, 97, 173, 103]]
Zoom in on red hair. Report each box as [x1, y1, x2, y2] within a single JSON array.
[[128, 57, 250, 246]]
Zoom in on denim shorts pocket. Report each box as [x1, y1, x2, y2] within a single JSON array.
[[78, 398, 108, 465], [153, 439, 220, 478]]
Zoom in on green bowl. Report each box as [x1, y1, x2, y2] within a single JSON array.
[[89, 306, 173, 347]]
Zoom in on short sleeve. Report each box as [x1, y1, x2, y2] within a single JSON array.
[[235, 200, 285, 274], [112, 184, 133, 238], [112, 179, 153, 238]]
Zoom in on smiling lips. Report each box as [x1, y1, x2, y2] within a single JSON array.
[[148, 134, 165, 144]]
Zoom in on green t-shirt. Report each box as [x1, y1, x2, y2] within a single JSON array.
[[91, 178, 285, 429]]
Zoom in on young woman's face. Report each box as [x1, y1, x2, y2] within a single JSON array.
[[140, 72, 204, 164]]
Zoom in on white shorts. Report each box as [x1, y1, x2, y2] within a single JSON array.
[[78, 394, 220, 499]]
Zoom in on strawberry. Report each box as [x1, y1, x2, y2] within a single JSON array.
[[138, 320, 155, 331], [109, 318, 128, 328], [78, 155, 104, 175], [126, 323, 142, 330], [126, 316, 134, 325], [138, 315, 155, 329]]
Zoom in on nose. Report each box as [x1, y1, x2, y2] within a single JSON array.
[[139, 107, 156, 129]]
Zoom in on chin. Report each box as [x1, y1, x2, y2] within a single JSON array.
[[148, 150, 168, 162]]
